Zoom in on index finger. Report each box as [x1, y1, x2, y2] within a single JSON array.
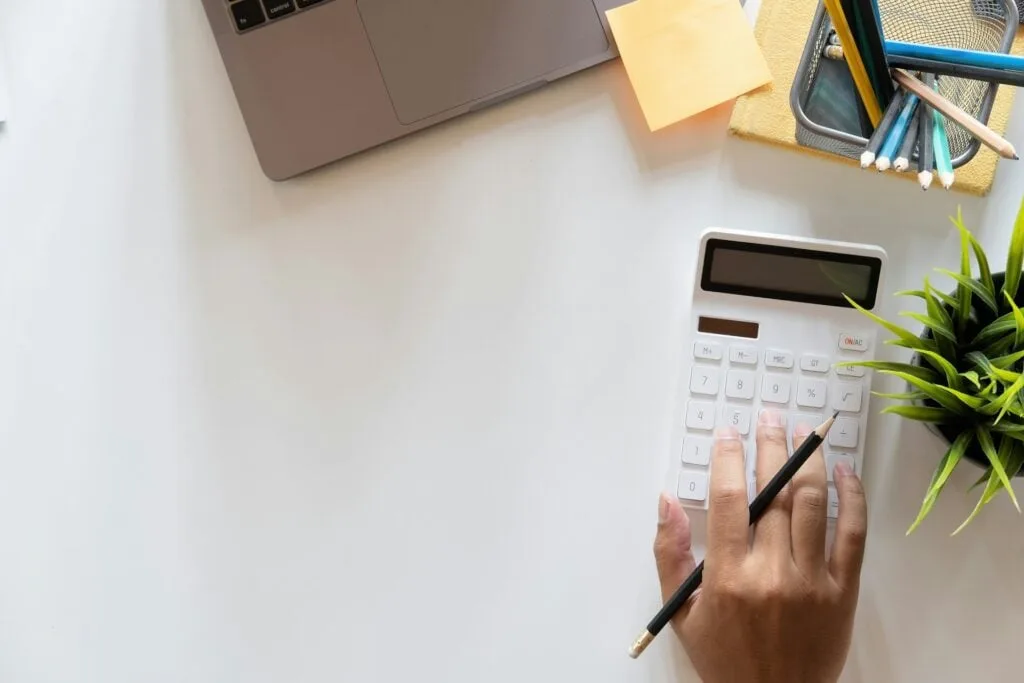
[[706, 427, 750, 565]]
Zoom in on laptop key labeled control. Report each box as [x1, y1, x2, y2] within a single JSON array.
[[262, 0, 296, 19]]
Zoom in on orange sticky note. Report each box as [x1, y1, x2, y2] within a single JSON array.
[[606, 0, 773, 131]]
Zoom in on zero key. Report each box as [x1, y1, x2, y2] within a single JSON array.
[[678, 470, 709, 502]]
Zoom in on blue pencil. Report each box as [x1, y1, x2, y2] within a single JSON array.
[[886, 40, 1024, 72], [875, 93, 919, 171]]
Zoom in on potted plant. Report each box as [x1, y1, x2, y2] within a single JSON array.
[[841, 198, 1024, 534]]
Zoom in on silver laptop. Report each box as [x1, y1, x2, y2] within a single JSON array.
[[202, 0, 628, 180]]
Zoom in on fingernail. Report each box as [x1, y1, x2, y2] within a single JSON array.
[[714, 426, 741, 440], [794, 424, 812, 440], [658, 493, 671, 524], [834, 460, 853, 480], [759, 409, 783, 427]]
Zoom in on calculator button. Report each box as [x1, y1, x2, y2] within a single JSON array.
[[828, 417, 859, 448], [765, 349, 794, 369], [693, 340, 723, 361], [689, 366, 721, 396], [729, 345, 759, 365], [838, 333, 869, 352], [835, 364, 866, 378], [725, 369, 756, 400], [682, 436, 713, 466], [685, 401, 716, 430], [796, 377, 827, 409], [827, 486, 840, 518], [800, 354, 830, 374], [747, 479, 757, 503], [831, 382, 863, 413], [760, 374, 792, 404], [789, 412, 823, 450], [826, 453, 856, 482], [678, 470, 709, 501], [718, 405, 752, 435], [758, 409, 787, 428]]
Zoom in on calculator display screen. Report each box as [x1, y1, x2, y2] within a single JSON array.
[[701, 240, 881, 308]]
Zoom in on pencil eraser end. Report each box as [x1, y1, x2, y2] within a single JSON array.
[[628, 630, 654, 659]]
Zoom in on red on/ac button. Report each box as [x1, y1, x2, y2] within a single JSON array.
[[838, 333, 869, 352]]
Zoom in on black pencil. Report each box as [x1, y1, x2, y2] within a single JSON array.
[[917, 73, 936, 190], [628, 412, 840, 659], [894, 106, 921, 172], [853, 0, 895, 108], [861, 88, 906, 167], [888, 55, 1024, 88]]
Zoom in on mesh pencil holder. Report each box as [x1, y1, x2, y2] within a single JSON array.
[[791, 0, 1019, 168]]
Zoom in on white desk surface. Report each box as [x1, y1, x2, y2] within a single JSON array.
[[2, 2, 1024, 681]]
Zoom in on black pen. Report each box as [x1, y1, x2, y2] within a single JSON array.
[[628, 411, 840, 659]]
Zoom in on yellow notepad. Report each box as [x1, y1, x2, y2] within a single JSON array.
[[606, 0, 773, 131]]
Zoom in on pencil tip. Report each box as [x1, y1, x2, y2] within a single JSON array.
[[1014, 154, 1020, 160], [833, 410, 841, 419]]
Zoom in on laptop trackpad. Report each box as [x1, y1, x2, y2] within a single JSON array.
[[357, 0, 609, 124]]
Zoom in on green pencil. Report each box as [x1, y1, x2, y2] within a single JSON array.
[[932, 79, 954, 189], [933, 110, 954, 189]]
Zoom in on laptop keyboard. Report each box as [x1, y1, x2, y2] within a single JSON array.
[[227, 0, 333, 33]]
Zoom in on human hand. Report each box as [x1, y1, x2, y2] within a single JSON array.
[[654, 410, 867, 683]]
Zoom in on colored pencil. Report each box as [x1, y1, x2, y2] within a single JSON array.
[[887, 55, 1024, 88], [933, 108, 955, 189], [917, 74, 935, 190], [876, 93, 918, 171], [627, 413, 840, 660], [894, 107, 921, 172], [861, 88, 906, 168], [887, 40, 1024, 73], [823, 0, 884, 125], [892, 69, 1019, 160], [853, 0, 895, 107]]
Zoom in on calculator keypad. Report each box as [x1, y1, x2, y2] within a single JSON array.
[[681, 335, 869, 517]]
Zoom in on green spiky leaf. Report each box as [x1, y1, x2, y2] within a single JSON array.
[[836, 360, 937, 381], [1004, 291, 1024, 350], [1004, 198, 1024, 301], [972, 312, 1016, 348], [954, 469, 1003, 535], [872, 390, 928, 401], [938, 268, 998, 314], [845, 295, 929, 346], [989, 349, 1024, 370], [915, 348, 963, 391], [976, 428, 1021, 511], [879, 371, 971, 415], [908, 430, 972, 534], [960, 370, 982, 389], [953, 209, 996, 305], [900, 311, 957, 343], [880, 404, 951, 422]]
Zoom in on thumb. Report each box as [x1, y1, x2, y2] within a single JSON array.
[[653, 493, 698, 606]]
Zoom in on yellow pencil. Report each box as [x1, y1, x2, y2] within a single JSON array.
[[821, 0, 883, 126]]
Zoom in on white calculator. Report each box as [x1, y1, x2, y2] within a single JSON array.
[[670, 229, 887, 520]]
